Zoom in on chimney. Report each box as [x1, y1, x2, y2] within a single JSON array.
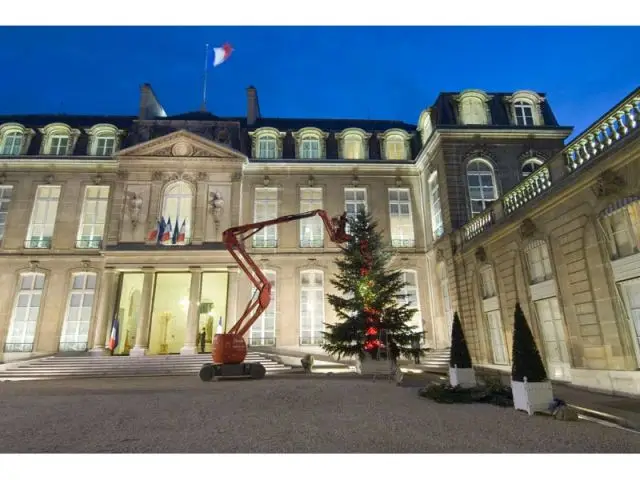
[[138, 83, 167, 120], [246, 85, 261, 126]]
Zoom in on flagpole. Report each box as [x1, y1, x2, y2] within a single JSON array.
[[201, 43, 209, 112]]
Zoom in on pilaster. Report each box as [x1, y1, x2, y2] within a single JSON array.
[[180, 267, 202, 355], [130, 267, 155, 356]]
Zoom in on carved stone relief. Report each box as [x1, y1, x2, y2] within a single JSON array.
[[519, 218, 537, 239], [475, 246, 487, 263], [592, 169, 626, 198]]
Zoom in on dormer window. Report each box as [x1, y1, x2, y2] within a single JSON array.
[[94, 135, 116, 156], [87, 124, 121, 156], [343, 134, 363, 160], [48, 135, 69, 155], [514, 101, 534, 126], [258, 135, 277, 159], [1, 131, 23, 156], [301, 137, 320, 159], [457, 90, 491, 125], [385, 135, 406, 160]]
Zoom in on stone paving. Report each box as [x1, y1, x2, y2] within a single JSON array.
[[0, 375, 639, 453]]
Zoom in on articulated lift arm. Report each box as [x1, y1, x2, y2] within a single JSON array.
[[222, 210, 351, 339]]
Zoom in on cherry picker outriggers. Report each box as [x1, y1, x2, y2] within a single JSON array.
[[199, 210, 351, 381]]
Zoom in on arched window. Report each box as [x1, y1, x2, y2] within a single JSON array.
[[385, 135, 406, 160], [46, 128, 71, 155], [1, 131, 24, 155], [300, 136, 321, 159], [521, 158, 543, 178], [257, 134, 277, 159], [249, 270, 276, 346], [342, 133, 364, 160], [161, 181, 193, 245], [467, 159, 498, 217], [299, 270, 325, 346], [514, 101, 535, 126], [459, 96, 488, 125]]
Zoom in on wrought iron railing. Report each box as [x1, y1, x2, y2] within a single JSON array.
[[391, 238, 416, 248], [75, 239, 102, 249], [299, 335, 324, 346], [58, 342, 88, 352], [300, 238, 324, 248], [3, 342, 34, 353], [24, 237, 52, 249], [252, 238, 278, 248], [247, 337, 276, 347]]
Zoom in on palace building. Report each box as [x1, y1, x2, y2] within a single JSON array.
[[0, 84, 639, 395]]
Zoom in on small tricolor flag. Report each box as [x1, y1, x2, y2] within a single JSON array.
[[213, 43, 233, 67], [108, 314, 119, 352], [216, 317, 224, 335]]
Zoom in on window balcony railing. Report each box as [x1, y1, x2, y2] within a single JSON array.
[[391, 238, 416, 248], [299, 335, 324, 346], [457, 87, 640, 245], [252, 238, 278, 248], [75, 239, 103, 249], [300, 238, 323, 248], [58, 342, 88, 352], [24, 237, 52, 249], [3, 342, 34, 353], [247, 337, 276, 347]]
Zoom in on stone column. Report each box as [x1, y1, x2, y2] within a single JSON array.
[[130, 267, 155, 356], [224, 267, 239, 332], [180, 267, 202, 355], [89, 267, 118, 354]]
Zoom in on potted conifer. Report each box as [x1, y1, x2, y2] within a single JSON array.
[[448, 312, 477, 388], [511, 302, 553, 415]]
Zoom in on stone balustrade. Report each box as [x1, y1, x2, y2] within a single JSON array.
[[459, 88, 640, 244]]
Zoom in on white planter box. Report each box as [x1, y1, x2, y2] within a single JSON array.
[[511, 379, 554, 415], [449, 366, 476, 388], [358, 357, 393, 376]]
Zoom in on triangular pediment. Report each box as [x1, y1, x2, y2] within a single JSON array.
[[117, 129, 247, 161]]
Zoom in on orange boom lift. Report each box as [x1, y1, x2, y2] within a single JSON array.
[[199, 210, 351, 381]]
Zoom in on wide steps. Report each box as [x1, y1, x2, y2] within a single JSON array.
[[0, 353, 291, 379], [419, 348, 450, 371]]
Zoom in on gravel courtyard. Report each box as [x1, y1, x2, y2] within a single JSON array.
[[1, 375, 639, 453]]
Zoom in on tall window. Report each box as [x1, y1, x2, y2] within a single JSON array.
[[249, 271, 276, 346], [253, 187, 278, 248], [480, 266, 497, 299], [467, 159, 498, 217], [514, 101, 535, 126], [26, 185, 61, 249], [521, 158, 543, 178], [257, 136, 277, 159], [459, 97, 487, 125], [300, 188, 323, 247], [342, 134, 363, 160], [300, 137, 320, 159], [299, 270, 325, 345], [4, 272, 45, 352], [428, 172, 443, 239], [534, 297, 571, 380], [77, 186, 109, 249], [388, 188, 415, 247], [93, 135, 116, 156], [161, 181, 193, 245], [399, 270, 422, 333], [385, 135, 406, 160], [59, 273, 97, 351], [486, 310, 509, 365], [525, 240, 553, 284], [0, 185, 13, 243], [1, 132, 23, 155], [47, 135, 70, 155], [344, 188, 367, 234], [602, 200, 640, 260]]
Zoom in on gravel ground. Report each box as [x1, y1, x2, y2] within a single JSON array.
[[0, 375, 639, 453]]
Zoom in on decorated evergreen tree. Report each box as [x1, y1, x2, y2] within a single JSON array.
[[449, 312, 473, 369], [323, 210, 424, 362], [511, 302, 548, 382]]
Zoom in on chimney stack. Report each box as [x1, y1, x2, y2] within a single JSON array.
[[246, 85, 261, 126]]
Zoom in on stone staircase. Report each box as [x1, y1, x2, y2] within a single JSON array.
[[0, 352, 291, 380], [419, 348, 450, 373]]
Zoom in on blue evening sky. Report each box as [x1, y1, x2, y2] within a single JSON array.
[[0, 26, 638, 139]]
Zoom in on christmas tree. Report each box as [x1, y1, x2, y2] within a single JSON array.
[[322, 209, 424, 362], [511, 302, 548, 383], [449, 312, 473, 369]]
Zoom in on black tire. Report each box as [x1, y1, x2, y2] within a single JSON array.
[[199, 363, 214, 382], [249, 363, 266, 380]]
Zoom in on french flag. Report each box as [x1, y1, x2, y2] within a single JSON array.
[[216, 317, 224, 335], [177, 219, 187, 243], [108, 314, 119, 352], [213, 43, 233, 67], [162, 218, 172, 243]]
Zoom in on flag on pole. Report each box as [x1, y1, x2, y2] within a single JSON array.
[[156, 217, 167, 244], [108, 314, 120, 352], [213, 43, 234, 67], [177, 219, 187, 243], [162, 218, 172, 243], [216, 317, 224, 335], [171, 216, 180, 245]]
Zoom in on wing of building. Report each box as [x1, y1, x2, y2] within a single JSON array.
[[0, 83, 639, 395]]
